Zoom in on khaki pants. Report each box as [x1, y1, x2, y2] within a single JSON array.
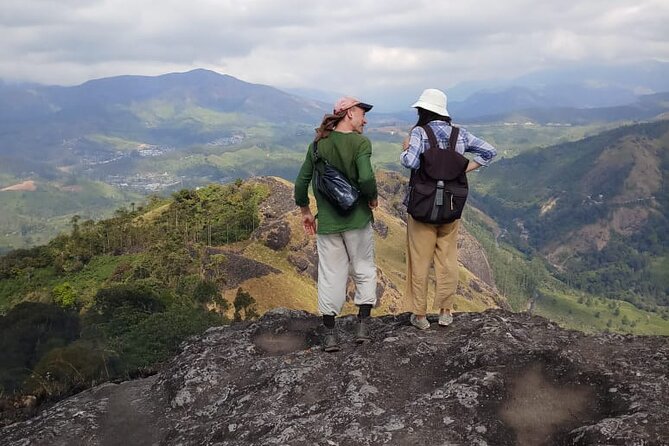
[[317, 223, 377, 316], [406, 215, 459, 315]]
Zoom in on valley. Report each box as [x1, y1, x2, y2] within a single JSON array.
[[1, 68, 668, 409]]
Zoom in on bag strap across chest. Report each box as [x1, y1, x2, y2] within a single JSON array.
[[312, 139, 329, 174]]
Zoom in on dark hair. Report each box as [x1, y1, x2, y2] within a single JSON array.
[[415, 107, 451, 127], [314, 110, 347, 142]]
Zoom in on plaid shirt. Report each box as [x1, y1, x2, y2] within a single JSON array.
[[400, 121, 497, 170]]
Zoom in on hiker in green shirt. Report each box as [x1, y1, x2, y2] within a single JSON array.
[[294, 96, 379, 352]]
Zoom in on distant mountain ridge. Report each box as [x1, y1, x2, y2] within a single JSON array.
[[447, 60, 669, 114], [2, 66, 669, 254], [1, 69, 329, 123], [0, 69, 330, 169], [458, 92, 669, 124], [0, 69, 333, 192]]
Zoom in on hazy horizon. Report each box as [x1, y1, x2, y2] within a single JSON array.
[[2, 1, 668, 111]]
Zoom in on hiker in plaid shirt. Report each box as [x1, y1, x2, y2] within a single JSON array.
[[400, 88, 497, 330]]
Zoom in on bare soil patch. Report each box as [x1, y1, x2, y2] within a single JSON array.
[[1, 180, 36, 191]]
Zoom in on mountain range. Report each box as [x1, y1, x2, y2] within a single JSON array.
[[472, 119, 669, 308], [0, 69, 327, 170], [1, 65, 668, 323], [2, 64, 668, 166], [447, 60, 669, 106], [454, 91, 669, 124]]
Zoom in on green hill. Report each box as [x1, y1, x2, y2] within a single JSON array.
[[0, 179, 142, 251], [462, 205, 669, 335], [473, 119, 669, 310], [0, 175, 509, 405], [3, 70, 664, 253]]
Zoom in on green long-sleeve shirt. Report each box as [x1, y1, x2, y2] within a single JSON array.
[[294, 131, 378, 234]]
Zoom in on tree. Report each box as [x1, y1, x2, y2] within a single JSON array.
[[85, 284, 166, 340], [233, 287, 259, 321], [118, 308, 225, 371], [193, 280, 219, 304]]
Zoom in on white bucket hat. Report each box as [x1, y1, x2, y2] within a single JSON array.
[[411, 88, 449, 117]]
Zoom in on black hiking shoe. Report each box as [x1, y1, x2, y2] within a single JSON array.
[[355, 319, 371, 344], [322, 329, 340, 352]]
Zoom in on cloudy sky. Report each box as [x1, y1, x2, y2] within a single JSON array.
[[1, 0, 668, 109]]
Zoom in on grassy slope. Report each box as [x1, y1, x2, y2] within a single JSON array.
[[474, 120, 669, 213], [128, 101, 249, 130], [234, 242, 319, 314], [464, 122, 622, 158], [463, 205, 669, 335], [0, 181, 141, 250], [0, 255, 130, 313], [535, 290, 669, 335]]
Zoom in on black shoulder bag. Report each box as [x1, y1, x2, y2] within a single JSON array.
[[312, 140, 360, 214]]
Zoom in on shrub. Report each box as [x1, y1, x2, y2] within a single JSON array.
[[24, 341, 119, 399], [52, 282, 78, 309], [0, 303, 79, 393], [84, 284, 166, 340], [193, 280, 219, 304], [119, 308, 225, 371]]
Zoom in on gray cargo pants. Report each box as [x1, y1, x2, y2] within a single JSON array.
[[316, 223, 377, 315]]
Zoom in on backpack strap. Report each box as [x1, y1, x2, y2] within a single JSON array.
[[420, 124, 460, 151], [409, 124, 461, 188], [448, 126, 460, 151]]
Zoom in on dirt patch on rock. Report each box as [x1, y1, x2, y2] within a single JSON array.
[[252, 313, 321, 355], [499, 363, 600, 446]]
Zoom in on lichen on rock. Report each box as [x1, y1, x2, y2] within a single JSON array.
[[2, 309, 667, 446]]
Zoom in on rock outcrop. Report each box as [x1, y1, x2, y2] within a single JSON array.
[[3, 308, 667, 445]]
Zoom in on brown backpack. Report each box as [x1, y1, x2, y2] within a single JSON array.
[[407, 124, 469, 224]]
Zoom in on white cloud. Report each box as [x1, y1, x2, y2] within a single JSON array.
[[0, 0, 667, 109], [544, 30, 587, 61]]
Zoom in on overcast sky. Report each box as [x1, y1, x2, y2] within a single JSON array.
[[1, 0, 668, 110]]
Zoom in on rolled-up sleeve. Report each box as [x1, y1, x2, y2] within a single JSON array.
[[400, 127, 424, 169], [463, 130, 497, 167]]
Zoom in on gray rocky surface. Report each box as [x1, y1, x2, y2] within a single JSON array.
[[3, 308, 667, 445]]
